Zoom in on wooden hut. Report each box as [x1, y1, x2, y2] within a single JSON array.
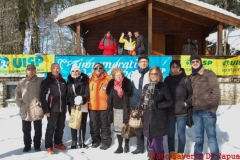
[[55, 0, 240, 56]]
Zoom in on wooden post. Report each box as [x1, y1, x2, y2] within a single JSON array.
[[76, 22, 81, 55], [148, 0, 152, 55], [217, 23, 223, 56]]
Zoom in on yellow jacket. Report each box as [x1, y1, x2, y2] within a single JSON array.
[[119, 35, 136, 50]]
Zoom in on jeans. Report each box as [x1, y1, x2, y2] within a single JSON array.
[[167, 116, 187, 153], [137, 49, 144, 55], [193, 108, 219, 160]]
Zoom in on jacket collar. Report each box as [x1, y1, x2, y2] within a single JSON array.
[[198, 67, 205, 75]]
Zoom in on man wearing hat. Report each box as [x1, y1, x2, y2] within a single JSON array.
[[131, 55, 150, 154], [189, 54, 220, 160], [98, 30, 117, 55], [15, 64, 44, 152]]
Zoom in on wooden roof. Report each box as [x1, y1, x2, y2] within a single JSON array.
[[56, 0, 240, 28]]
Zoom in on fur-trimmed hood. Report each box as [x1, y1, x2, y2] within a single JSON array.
[[67, 72, 89, 84], [106, 77, 132, 97]]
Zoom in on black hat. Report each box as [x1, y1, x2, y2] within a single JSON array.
[[190, 54, 202, 62], [170, 60, 181, 68], [138, 55, 149, 62]]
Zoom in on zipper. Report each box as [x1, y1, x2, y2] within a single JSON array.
[[99, 83, 103, 91], [56, 78, 62, 112]]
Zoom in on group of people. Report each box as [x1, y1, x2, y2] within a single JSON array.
[[98, 30, 145, 55], [15, 54, 220, 160]]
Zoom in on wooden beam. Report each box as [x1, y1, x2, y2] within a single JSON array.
[[153, 6, 209, 27], [217, 23, 223, 56], [76, 22, 81, 55], [148, 0, 152, 55], [155, 0, 240, 27]]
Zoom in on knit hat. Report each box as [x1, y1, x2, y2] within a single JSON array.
[[70, 64, 80, 73], [138, 55, 149, 62], [170, 60, 181, 68], [190, 54, 202, 62], [26, 64, 36, 70]]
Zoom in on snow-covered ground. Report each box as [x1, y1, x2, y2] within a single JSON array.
[[0, 105, 240, 160]]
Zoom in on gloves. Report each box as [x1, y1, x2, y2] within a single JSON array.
[[74, 96, 82, 105]]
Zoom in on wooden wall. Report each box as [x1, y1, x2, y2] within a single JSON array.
[[83, 9, 205, 55]]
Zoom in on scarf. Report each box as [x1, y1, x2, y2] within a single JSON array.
[[191, 63, 203, 76], [114, 77, 124, 98], [138, 66, 150, 91], [142, 82, 156, 109]]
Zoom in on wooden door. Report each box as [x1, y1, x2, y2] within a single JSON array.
[[152, 33, 165, 55]]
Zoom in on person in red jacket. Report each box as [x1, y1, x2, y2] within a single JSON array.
[[98, 30, 117, 55]]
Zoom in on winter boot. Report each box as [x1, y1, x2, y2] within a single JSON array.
[[176, 153, 183, 160], [170, 151, 176, 160], [71, 141, 77, 149]]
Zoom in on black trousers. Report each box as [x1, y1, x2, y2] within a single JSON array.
[[89, 110, 112, 146], [135, 127, 145, 151], [68, 109, 88, 142], [45, 112, 66, 149], [22, 120, 42, 149]]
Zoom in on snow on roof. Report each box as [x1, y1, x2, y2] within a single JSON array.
[[206, 28, 240, 50], [54, 0, 119, 23], [184, 0, 240, 20]]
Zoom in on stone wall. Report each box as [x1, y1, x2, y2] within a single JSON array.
[[0, 76, 239, 107], [0, 77, 22, 107]]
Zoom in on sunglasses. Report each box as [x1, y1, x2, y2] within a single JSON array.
[[94, 67, 103, 70], [191, 60, 200, 64]]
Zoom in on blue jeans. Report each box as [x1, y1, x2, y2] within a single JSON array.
[[193, 109, 219, 160], [167, 116, 187, 153], [137, 49, 144, 55]]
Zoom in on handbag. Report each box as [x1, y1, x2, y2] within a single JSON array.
[[129, 109, 143, 128], [68, 105, 82, 130], [185, 78, 194, 127], [121, 123, 135, 139]]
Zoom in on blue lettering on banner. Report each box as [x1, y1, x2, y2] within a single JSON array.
[[55, 56, 172, 80], [13, 57, 44, 68]]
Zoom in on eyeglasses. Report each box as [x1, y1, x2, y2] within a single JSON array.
[[115, 74, 122, 77], [150, 73, 158, 76], [171, 65, 180, 69], [94, 67, 103, 70], [139, 61, 148, 64], [191, 60, 200, 64]]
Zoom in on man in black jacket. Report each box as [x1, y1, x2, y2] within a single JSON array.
[[40, 63, 67, 154], [134, 31, 145, 55]]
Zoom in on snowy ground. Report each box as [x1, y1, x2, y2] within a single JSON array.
[[0, 105, 240, 160]]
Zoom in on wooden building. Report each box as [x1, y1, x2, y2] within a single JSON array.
[[55, 0, 240, 56]]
